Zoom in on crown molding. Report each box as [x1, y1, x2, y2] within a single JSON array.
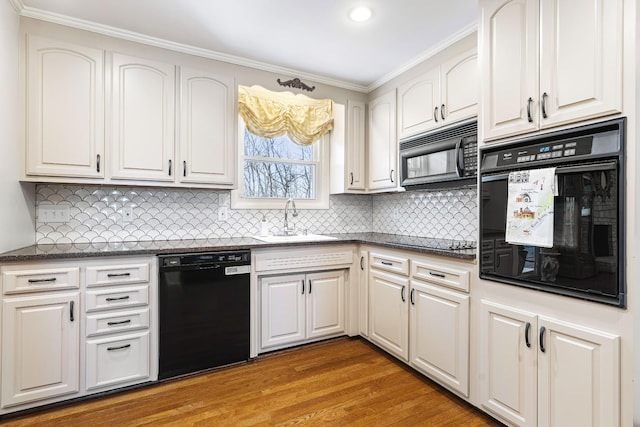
[[18, 5, 370, 93], [367, 22, 478, 92], [8, 0, 24, 14]]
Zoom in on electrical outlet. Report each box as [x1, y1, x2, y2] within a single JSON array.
[[38, 205, 69, 223], [218, 206, 228, 221], [122, 206, 134, 223], [392, 208, 399, 220]]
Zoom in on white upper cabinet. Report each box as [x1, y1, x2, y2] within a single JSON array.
[[480, 0, 623, 142], [178, 67, 235, 186], [398, 49, 477, 140], [368, 90, 398, 191], [110, 53, 176, 181], [25, 35, 104, 178], [346, 100, 366, 192]]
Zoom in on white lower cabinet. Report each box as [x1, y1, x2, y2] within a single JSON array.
[[366, 249, 472, 397], [409, 280, 469, 396], [260, 270, 345, 351], [1, 291, 80, 407], [0, 257, 157, 415], [480, 300, 620, 427], [368, 269, 409, 361]]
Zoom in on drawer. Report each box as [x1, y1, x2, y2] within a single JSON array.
[[2, 267, 80, 294], [86, 263, 149, 287], [85, 285, 149, 312], [370, 252, 409, 276], [411, 261, 470, 293], [85, 331, 150, 390], [86, 308, 150, 337]]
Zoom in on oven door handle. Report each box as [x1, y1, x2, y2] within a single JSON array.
[[455, 139, 464, 178], [482, 161, 617, 182]]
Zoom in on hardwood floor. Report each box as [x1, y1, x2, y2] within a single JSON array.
[[1, 338, 504, 426]]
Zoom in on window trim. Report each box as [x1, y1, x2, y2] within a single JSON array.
[[231, 117, 330, 210]]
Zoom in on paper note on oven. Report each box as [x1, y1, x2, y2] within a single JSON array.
[[505, 167, 557, 248]]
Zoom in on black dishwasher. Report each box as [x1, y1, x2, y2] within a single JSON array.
[[158, 250, 250, 380]]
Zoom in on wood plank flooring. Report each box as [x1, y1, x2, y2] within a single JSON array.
[[1, 337, 504, 426]]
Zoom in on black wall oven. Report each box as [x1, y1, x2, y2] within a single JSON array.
[[479, 118, 625, 307]]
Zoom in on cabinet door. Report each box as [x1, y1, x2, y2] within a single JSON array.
[[480, 300, 537, 427], [480, 0, 539, 141], [539, 0, 622, 128], [410, 281, 469, 396], [111, 53, 175, 181], [26, 35, 104, 178], [260, 274, 306, 349], [367, 91, 398, 191], [179, 67, 236, 186], [1, 292, 80, 408], [306, 271, 345, 340], [537, 317, 620, 427], [368, 269, 409, 361], [397, 68, 440, 139], [358, 250, 369, 337], [440, 49, 478, 126], [346, 100, 366, 191]]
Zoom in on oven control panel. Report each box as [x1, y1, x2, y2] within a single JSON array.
[[495, 136, 593, 167]]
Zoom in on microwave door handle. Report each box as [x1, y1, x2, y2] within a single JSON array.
[[455, 139, 464, 178]]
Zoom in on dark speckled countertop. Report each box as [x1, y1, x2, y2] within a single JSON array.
[[0, 233, 476, 262]]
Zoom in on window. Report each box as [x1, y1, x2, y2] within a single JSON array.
[[231, 118, 330, 209]]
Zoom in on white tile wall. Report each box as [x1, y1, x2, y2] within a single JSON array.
[[35, 184, 477, 244]]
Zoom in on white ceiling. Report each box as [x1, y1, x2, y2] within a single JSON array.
[[16, 0, 478, 92]]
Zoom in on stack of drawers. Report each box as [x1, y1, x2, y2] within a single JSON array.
[[84, 262, 151, 391]]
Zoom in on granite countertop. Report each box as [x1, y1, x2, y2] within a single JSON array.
[[0, 233, 476, 262]]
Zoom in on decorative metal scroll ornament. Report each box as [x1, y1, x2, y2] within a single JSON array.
[[277, 77, 315, 92]]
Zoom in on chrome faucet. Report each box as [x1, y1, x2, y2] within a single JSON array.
[[283, 198, 298, 235]]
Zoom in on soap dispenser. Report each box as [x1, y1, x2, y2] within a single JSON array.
[[259, 215, 270, 236]]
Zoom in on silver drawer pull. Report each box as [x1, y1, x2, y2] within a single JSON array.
[[107, 344, 131, 351], [106, 295, 130, 302], [107, 273, 131, 278], [107, 319, 132, 326], [27, 277, 56, 283], [381, 261, 393, 266], [429, 272, 446, 278]]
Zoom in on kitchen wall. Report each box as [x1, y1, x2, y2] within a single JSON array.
[[34, 184, 477, 245], [0, 1, 35, 253]]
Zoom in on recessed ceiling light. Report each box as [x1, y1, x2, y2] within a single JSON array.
[[349, 6, 373, 22]]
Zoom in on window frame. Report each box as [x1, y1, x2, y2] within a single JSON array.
[[231, 117, 330, 210]]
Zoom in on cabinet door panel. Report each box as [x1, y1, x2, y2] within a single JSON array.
[[346, 100, 366, 191], [368, 270, 409, 361], [1, 292, 80, 407], [368, 91, 397, 191], [306, 271, 345, 339], [410, 281, 469, 396], [111, 54, 175, 181], [260, 274, 306, 348], [180, 68, 235, 186], [397, 68, 440, 139], [480, 0, 539, 141], [441, 50, 478, 125], [539, 0, 622, 127], [480, 300, 537, 427], [26, 36, 104, 178], [538, 317, 620, 427]]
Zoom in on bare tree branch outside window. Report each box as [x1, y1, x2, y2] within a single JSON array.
[[242, 128, 316, 199]]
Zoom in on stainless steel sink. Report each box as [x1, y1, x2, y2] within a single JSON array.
[[252, 234, 338, 243]]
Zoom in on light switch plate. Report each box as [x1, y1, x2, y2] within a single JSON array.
[[38, 205, 70, 223]]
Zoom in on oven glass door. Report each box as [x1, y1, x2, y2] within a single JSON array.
[[480, 162, 621, 304], [406, 149, 456, 179]]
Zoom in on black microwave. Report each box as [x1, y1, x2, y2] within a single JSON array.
[[399, 120, 477, 189]]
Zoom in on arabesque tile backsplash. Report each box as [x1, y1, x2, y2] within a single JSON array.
[[35, 185, 477, 245]]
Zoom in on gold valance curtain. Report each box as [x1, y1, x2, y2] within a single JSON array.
[[238, 85, 333, 146]]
